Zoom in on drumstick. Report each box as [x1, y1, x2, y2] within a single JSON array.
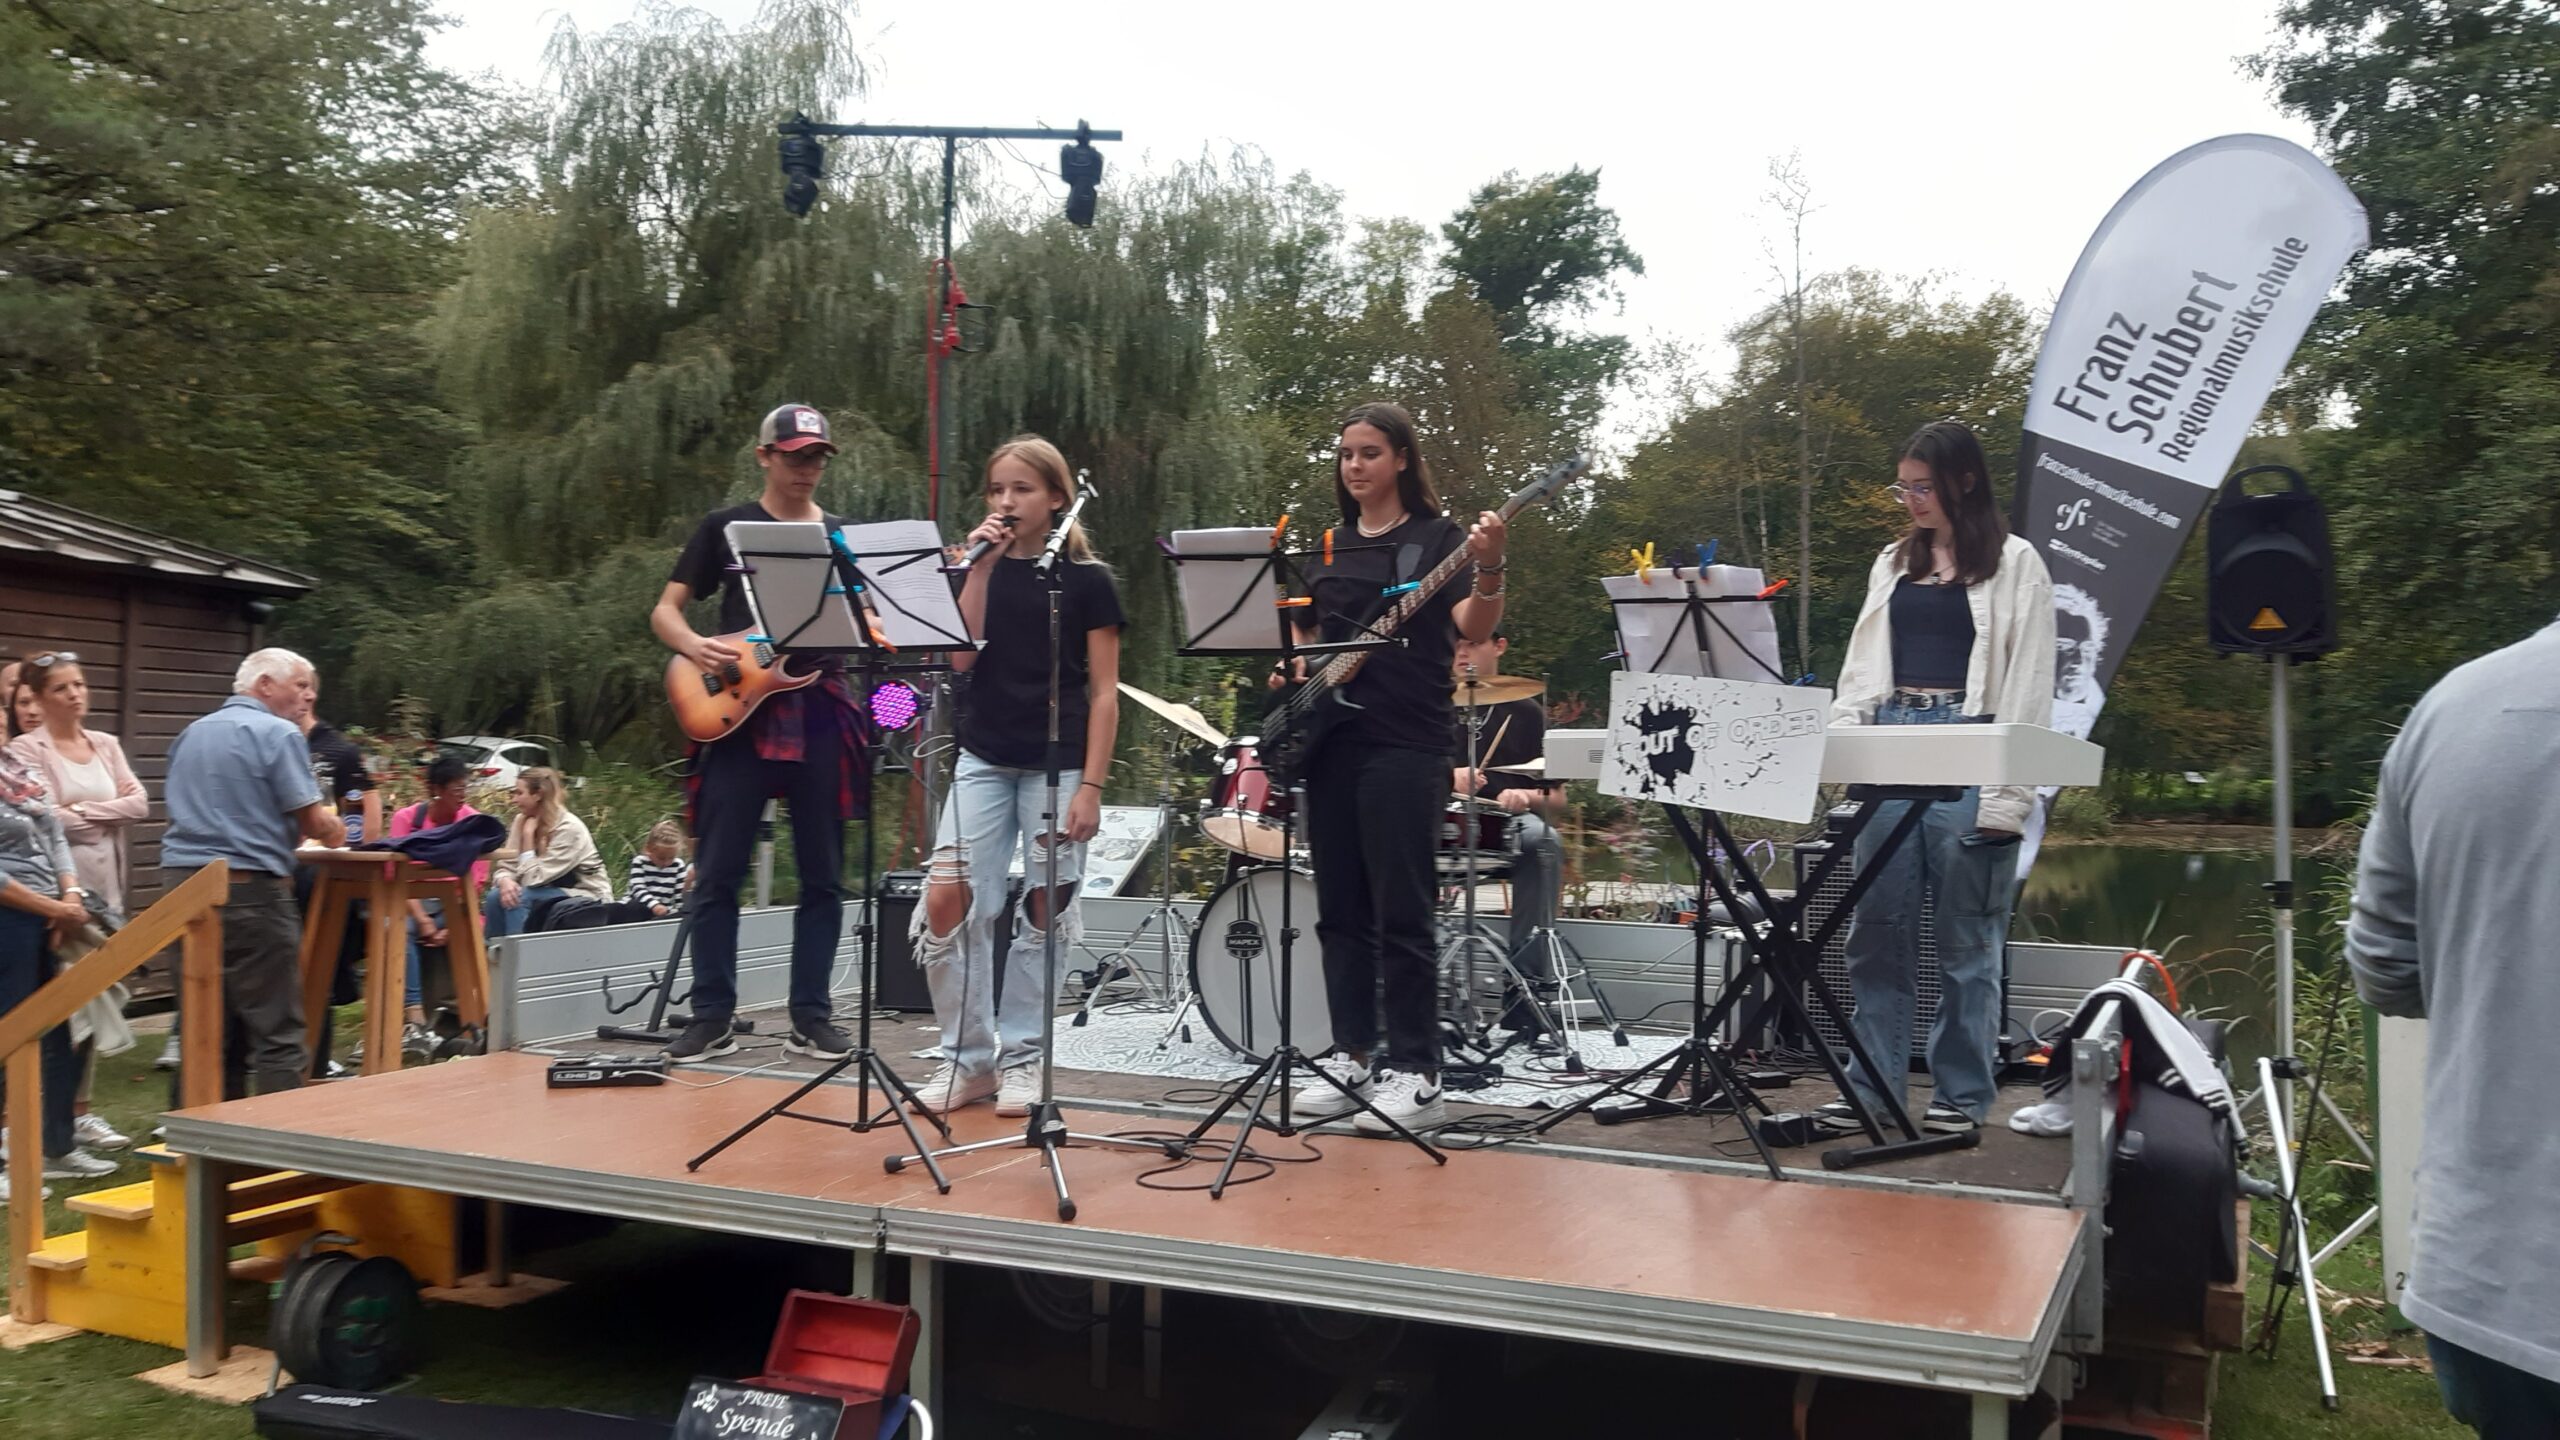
[[1477, 714, 1513, 772]]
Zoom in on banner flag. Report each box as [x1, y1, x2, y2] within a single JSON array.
[[2015, 135, 2366, 869]]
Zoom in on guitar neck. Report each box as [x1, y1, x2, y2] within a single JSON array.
[[1313, 502, 1519, 690]]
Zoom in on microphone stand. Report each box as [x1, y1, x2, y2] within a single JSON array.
[[891, 479, 1175, 1221]]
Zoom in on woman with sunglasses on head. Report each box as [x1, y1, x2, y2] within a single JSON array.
[[1821, 421, 2055, 1137], [1282, 402, 1508, 1136], [8, 652, 150, 1150]]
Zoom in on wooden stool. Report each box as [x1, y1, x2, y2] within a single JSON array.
[[296, 850, 490, 1075]]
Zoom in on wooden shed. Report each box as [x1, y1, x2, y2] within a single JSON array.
[[1, 489, 314, 917]]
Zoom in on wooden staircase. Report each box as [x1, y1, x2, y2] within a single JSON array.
[[26, 1144, 461, 1349]]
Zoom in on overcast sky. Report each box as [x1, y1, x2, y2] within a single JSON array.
[[425, 0, 2318, 406]]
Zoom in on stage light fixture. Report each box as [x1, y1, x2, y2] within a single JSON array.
[[868, 679, 922, 731], [779, 114, 825, 217], [1058, 121, 1103, 228]]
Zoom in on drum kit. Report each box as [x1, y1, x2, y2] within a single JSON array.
[[1085, 675, 1620, 1070]]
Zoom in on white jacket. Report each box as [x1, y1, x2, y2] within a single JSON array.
[[1829, 533, 2056, 833]]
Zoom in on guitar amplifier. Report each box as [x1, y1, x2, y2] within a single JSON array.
[[1794, 805, 1942, 1063], [870, 872, 933, 1013]]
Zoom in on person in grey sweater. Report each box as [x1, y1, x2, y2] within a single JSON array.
[[2347, 615, 2560, 1436]]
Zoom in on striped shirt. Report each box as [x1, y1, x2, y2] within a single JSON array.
[[623, 854, 689, 913]]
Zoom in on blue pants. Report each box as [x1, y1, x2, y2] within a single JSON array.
[[482, 885, 567, 941], [2429, 1332, 2560, 1438], [916, 751, 1087, 1077], [1837, 696, 2021, 1122], [0, 908, 78, 1157]]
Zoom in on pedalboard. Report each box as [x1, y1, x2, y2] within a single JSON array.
[[545, 1054, 671, 1088]]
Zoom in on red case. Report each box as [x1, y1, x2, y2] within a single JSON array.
[[751, 1290, 921, 1440]]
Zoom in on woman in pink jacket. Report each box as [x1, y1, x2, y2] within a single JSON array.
[[9, 653, 151, 1151]]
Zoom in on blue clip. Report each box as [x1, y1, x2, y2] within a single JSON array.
[[747, 634, 772, 644], [1794, 672, 1818, 686], [824, 584, 846, 596], [1697, 539, 1718, 568], [1382, 580, 1421, 596]]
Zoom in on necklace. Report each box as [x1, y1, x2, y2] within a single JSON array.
[[1356, 511, 1405, 538]]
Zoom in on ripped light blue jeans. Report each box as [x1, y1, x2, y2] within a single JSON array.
[[1837, 695, 2023, 1123], [914, 751, 1086, 1078]]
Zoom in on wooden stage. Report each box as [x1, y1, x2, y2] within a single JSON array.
[[163, 1052, 2088, 1436]]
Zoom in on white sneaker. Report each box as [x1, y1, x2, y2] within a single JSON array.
[[1291, 1054, 1372, 1115], [0, 1176, 52, 1205], [74, 1113, 130, 1150], [1353, 1072, 1446, 1135], [907, 1063, 997, 1115], [155, 1035, 182, 1071], [995, 1063, 1041, 1117], [43, 1148, 118, 1180]]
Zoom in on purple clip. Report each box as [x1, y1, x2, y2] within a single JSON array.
[[727, 562, 755, 574], [1155, 536, 1177, 559]]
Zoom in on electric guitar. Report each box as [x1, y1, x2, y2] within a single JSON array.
[[664, 630, 822, 744], [1259, 453, 1589, 787]]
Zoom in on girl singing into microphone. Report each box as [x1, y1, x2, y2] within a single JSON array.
[[912, 437, 1123, 1117], [1822, 420, 2055, 1135]]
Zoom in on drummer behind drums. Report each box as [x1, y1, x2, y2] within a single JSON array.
[[1449, 627, 1567, 1039]]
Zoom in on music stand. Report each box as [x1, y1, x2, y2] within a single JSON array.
[[1160, 531, 1447, 1195], [684, 520, 969, 1191], [1530, 572, 1975, 1176]]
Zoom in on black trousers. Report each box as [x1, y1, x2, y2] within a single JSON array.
[[1305, 741, 1443, 1072], [689, 731, 846, 1025], [164, 869, 306, 1100]]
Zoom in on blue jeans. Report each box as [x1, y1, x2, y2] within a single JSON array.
[[915, 752, 1086, 1077], [1837, 695, 2021, 1122], [403, 898, 449, 1009], [0, 908, 78, 1157], [482, 885, 568, 941], [2429, 1332, 2560, 1438]]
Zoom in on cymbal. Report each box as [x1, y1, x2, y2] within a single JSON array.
[[1450, 673, 1546, 705], [1116, 682, 1227, 748]]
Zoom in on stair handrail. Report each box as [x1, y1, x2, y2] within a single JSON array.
[[6, 859, 227, 1323]]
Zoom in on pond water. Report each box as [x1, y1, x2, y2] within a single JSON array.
[[2017, 841, 2351, 1068]]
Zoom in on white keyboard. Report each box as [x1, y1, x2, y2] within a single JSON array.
[[1544, 723, 2102, 788]]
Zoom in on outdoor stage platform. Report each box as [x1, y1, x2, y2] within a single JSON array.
[[158, 901, 2139, 1437]]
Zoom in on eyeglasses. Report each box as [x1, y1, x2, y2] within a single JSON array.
[[1886, 483, 1936, 503], [27, 650, 77, 668]]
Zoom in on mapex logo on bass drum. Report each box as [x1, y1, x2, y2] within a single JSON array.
[[1224, 917, 1266, 962]]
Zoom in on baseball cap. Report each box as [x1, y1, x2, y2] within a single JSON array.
[[757, 403, 836, 453]]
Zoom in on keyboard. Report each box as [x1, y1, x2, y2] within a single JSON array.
[[1543, 722, 2102, 788]]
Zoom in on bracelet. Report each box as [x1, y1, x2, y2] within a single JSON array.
[[1473, 579, 1507, 600], [1475, 560, 1507, 574], [1079, 780, 1103, 792]]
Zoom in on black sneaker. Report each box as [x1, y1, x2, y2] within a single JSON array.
[[785, 1019, 853, 1062], [1922, 1100, 1980, 1135], [666, 1017, 739, 1064], [1811, 1100, 1865, 1133]]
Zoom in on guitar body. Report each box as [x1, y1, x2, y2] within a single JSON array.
[[665, 630, 822, 744], [1259, 685, 1356, 790]]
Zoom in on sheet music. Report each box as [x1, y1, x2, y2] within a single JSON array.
[[1170, 526, 1284, 651], [836, 520, 973, 651], [1604, 566, 1782, 681], [724, 522, 867, 651]]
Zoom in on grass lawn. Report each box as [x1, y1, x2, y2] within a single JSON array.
[[1, 1011, 2482, 1438]]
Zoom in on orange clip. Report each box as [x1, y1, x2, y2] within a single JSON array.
[[1756, 579, 1791, 600], [1277, 596, 1314, 609], [867, 616, 896, 650], [1322, 527, 1333, 566], [1273, 512, 1290, 547]]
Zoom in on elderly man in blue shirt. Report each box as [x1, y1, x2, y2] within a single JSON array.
[[163, 648, 345, 1097]]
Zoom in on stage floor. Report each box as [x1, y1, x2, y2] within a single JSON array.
[[165, 1051, 2085, 1425], [588, 1001, 2078, 1202]]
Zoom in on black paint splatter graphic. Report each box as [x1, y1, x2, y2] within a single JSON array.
[[1638, 699, 1695, 786]]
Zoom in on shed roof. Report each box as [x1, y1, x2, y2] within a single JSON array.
[[0, 489, 313, 595]]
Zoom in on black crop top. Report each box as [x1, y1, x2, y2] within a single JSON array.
[[1889, 578, 1973, 690]]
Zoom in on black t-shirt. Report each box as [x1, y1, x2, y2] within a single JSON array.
[[671, 500, 853, 670], [305, 720, 373, 814], [1299, 513, 1466, 755], [1449, 697, 1546, 800], [958, 555, 1127, 770]]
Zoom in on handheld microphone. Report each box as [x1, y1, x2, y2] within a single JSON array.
[[945, 514, 1018, 572]]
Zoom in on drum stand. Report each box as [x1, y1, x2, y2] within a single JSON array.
[[1178, 779, 1447, 1197], [1496, 923, 1630, 1074], [1437, 677, 1567, 1055], [1071, 728, 1191, 1034], [890, 484, 1174, 1221]]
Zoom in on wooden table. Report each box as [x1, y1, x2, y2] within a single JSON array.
[[296, 848, 490, 1075]]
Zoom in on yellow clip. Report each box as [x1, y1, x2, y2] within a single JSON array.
[[1631, 542, 1657, 582]]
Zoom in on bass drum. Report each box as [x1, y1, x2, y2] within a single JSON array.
[[1189, 866, 1330, 1059]]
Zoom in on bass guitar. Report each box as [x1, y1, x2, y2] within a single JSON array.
[[1259, 453, 1588, 786], [664, 631, 822, 744]]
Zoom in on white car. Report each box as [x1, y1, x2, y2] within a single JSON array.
[[436, 735, 553, 791]]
